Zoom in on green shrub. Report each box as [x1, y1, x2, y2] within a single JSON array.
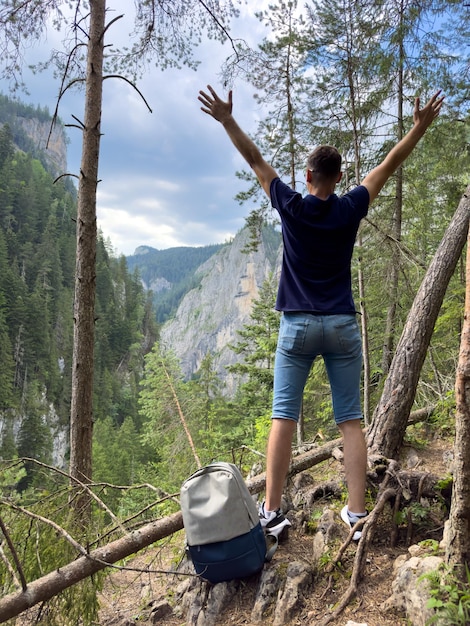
[[424, 564, 470, 625]]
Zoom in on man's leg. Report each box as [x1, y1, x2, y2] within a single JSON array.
[[267, 313, 314, 513], [322, 315, 365, 514], [265, 418, 297, 511], [338, 418, 367, 513]]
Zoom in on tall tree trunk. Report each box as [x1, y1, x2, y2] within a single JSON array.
[[445, 188, 470, 573], [283, 6, 304, 445], [368, 187, 470, 459], [343, 9, 372, 423], [381, 2, 404, 376], [357, 235, 371, 424], [69, 0, 106, 513], [381, 179, 402, 375]]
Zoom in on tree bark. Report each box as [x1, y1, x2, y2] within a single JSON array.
[[368, 186, 470, 458], [69, 0, 106, 511], [358, 234, 371, 424], [446, 186, 470, 573]]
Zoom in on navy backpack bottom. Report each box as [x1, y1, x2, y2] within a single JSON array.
[[187, 522, 267, 584]]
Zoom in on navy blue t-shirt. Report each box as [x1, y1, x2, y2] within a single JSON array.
[[270, 177, 369, 314]]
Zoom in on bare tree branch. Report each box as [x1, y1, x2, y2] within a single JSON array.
[[196, 0, 238, 58], [319, 486, 397, 626], [160, 359, 202, 469], [53, 172, 80, 183], [103, 74, 153, 112], [6, 458, 127, 535], [47, 42, 87, 147], [0, 516, 27, 591], [0, 543, 21, 591], [1, 501, 88, 557]]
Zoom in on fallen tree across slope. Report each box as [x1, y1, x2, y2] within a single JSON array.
[[0, 438, 343, 622]]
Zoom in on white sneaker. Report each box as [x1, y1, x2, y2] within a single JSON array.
[[340, 505, 367, 541], [259, 502, 291, 539]]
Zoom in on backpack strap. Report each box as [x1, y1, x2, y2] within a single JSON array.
[[264, 533, 278, 562]]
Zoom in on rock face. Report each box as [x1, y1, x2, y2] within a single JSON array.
[[160, 227, 281, 393], [382, 549, 443, 626], [17, 116, 68, 176], [172, 555, 314, 626]]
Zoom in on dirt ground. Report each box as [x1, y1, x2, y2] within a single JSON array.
[[97, 436, 452, 626]]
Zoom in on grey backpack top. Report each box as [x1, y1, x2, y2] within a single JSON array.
[[181, 461, 260, 546]]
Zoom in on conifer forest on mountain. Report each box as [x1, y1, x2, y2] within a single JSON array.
[[0, 0, 469, 624]]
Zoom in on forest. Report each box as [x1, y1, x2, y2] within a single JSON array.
[[0, 118, 159, 480], [0, 0, 469, 624]]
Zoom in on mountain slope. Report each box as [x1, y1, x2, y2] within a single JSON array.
[[126, 243, 224, 323], [0, 93, 69, 182], [160, 226, 282, 393]]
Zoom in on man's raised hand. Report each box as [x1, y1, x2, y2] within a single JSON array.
[[198, 85, 233, 124], [413, 90, 445, 131]]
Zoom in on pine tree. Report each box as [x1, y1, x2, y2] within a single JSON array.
[[0, 123, 14, 170], [16, 381, 53, 489], [228, 273, 280, 421], [226, 0, 313, 249], [139, 343, 205, 490]]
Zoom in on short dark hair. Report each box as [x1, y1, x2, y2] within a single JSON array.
[[307, 146, 342, 180]]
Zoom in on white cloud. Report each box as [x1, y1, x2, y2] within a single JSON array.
[[13, 3, 270, 253]]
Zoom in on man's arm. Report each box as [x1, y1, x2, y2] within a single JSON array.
[[198, 85, 278, 198], [361, 90, 445, 204]]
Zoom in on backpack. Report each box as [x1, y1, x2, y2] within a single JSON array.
[[180, 462, 268, 584]]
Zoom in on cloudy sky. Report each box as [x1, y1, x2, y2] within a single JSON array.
[[18, 2, 274, 256]]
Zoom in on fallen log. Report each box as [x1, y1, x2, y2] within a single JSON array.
[[408, 405, 436, 424], [0, 437, 343, 622], [248, 435, 344, 493], [1, 433, 445, 622], [0, 511, 184, 622]]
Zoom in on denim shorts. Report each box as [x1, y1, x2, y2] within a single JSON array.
[[272, 312, 363, 424]]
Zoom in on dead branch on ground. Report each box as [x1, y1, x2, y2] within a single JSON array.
[[320, 485, 397, 626], [319, 459, 435, 624]]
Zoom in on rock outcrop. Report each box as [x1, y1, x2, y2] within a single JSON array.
[[382, 548, 443, 626], [160, 227, 281, 393], [16, 116, 68, 177]]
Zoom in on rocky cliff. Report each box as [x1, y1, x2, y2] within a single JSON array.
[[17, 116, 68, 177], [160, 227, 282, 394]]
